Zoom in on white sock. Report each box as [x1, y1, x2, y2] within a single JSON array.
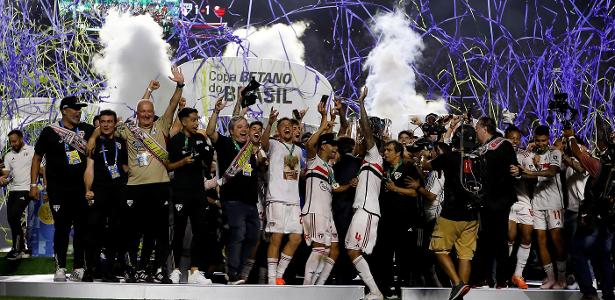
[[312, 248, 330, 284], [353, 256, 381, 295], [241, 259, 256, 281], [276, 253, 293, 279], [303, 248, 326, 285], [508, 241, 514, 257], [267, 258, 278, 285], [315, 257, 335, 285], [556, 261, 567, 281], [544, 263, 555, 281], [514, 243, 531, 277]]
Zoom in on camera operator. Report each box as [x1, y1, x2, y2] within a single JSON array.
[[563, 128, 615, 300], [472, 117, 519, 288], [423, 125, 480, 300]]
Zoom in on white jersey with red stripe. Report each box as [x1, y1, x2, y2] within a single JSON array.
[[514, 148, 535, 206], [302, 155, 334, 216], [532, 149, 564, 210], [352, 145, 384, 216]]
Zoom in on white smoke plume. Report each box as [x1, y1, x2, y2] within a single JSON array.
[[94, 10, 173, 119], [364, 11, 447, 135], [223, 22, 307, 65]]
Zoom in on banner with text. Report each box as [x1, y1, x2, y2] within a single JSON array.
[[179, 57, 334, 126]]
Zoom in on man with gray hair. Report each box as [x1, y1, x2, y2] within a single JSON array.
[[206, 97, 260, 285]]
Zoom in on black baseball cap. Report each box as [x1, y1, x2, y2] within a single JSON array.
[[317, 133, 337, 147], [60, 96, 87, 110]]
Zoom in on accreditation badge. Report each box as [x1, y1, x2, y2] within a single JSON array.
[[108, 164, 121, 179], [66, 150, 81, 165], [136, 152, 150, 167]]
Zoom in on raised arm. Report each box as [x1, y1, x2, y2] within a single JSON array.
[[162, 66, 185, 124], [261, 107, 279, 153], [169, 97, 186, 137], [232, 87, 248, 117], [335, 97, 349, 137], [306, 102, 330, 159], [142, 80, 160, 100], [206, 97, 225, 143], [357, 87, 374, 149]]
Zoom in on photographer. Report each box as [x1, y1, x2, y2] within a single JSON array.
[[563, 129, 615, 300]]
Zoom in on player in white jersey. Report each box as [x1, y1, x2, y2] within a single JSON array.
[[518, 125, 567, 289], [341, 87, 384, 300], [260, 108, 304, 285], [505, 126, 535, 289], [302, 101, 353, 285]]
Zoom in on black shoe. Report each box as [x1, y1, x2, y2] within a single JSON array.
[[227, 274, 245, 285], [102, 274, 120, 283], [153, 270, 172, 284], [136, 270, 148, 283], [6, 250, 22, 261], [82, 270, 94, 282], [449, 282, 470, 300], [124, 268, 137, 283]]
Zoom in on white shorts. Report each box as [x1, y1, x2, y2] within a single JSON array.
[[345, 209, 379, 255], [508, 202, 534, 226], [533, 209, 564, 230], [265, 202, 303, 234], [301, 213, 338, 246]]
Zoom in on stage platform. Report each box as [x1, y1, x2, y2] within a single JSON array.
[[401, 287, 584, 300], [0, 275, 365, 300]]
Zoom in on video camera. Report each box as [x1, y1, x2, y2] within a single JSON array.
[[548, 92, 577, 130], [241, 77, 261, 108]]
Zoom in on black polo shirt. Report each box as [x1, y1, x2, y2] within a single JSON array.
[[34, 122, 94, 192], [168, 132, 213, 191], [91, 137, 128, 188], [380, 161, 423, 227], [213, 135, 258, 204]]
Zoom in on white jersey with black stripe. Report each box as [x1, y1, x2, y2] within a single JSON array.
[[352, 145, 383, 215], [302, 155, 333, 215]]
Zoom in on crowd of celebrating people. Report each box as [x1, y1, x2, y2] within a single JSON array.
[[2, 65, 615, 300]]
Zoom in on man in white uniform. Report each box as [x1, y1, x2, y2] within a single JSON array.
[[1, 130, 34, 260], [505, 126, 535, 289], [302, 101, 354, 285], [261, 109, 304, 285], [344, 87, 384, 300], [519, 125, 567, 289]]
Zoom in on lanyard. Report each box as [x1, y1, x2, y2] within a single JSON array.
[[232, 139, 242, 152], [281, 142, 296, 159], [101, 139, 118, 167], [387, 161, 403, 180], [59, 121, 80, 152]]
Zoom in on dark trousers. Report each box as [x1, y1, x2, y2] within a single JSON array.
[[6, 191, 30, 251], [474, 208, 510, 284], [126, 183, 170, 272], [572, 224, 614, 300], [47, 188, 88, 269], [222, 200, 259, 278], [171, 189, 207, 269], [85, 185, 124, 273], [372, 207, 419, 295]]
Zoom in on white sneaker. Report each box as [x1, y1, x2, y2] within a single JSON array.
[[54, 268, 67, 282], [364, 292, 384, 300], [567, 281, 579, 290], [69, 268, 85, 282], [188, 270, 213, 285], [170, 269, 181, 284]]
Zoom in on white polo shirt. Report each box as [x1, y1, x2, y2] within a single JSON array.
[[3, 145, 34, 192]]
